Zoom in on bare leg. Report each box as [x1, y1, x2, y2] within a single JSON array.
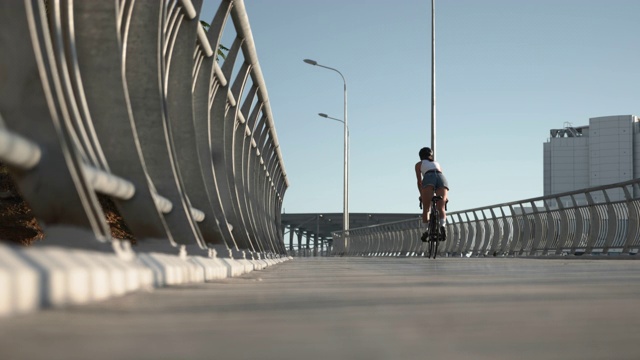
[[436, 187, 448, 222], [421, 185, 434, 224]]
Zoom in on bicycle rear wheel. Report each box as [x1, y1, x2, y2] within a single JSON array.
[[428, 202, 439, 259]]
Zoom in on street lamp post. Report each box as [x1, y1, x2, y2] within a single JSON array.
[[431, 0, 436, 157], [304, 59, 349, 232]]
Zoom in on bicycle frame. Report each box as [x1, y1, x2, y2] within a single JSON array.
[[426, 195, 442, 258]]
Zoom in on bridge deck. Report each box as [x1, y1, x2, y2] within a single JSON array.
[[2, 257, 639, 359]]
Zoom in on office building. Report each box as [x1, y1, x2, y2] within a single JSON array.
[[543, 115, 640, 204]]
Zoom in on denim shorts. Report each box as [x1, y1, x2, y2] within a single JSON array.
[[422, 171, 449, 190]]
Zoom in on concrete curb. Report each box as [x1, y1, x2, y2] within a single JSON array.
[[0, 243, 290, 317], [0, 244, 39, 316]]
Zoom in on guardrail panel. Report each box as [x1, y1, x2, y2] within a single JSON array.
[[72, 0, 175, 244], [0, 0, 289, 258], [332, 178, 640, 258], [125, 0, 205, 248]]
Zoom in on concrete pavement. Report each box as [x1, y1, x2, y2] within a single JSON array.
[[1, 257, 639, 360]]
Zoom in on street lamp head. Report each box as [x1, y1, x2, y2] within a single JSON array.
[[318, 113, 328, 118], [303, 59, 318, 66]]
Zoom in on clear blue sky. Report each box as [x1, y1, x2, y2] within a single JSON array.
[[201, 0, 640, 215]]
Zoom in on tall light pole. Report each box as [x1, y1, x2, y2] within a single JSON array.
[[431, 0, 436, 158], [304, 59, 349, 232]]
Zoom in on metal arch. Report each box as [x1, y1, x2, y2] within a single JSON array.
[[164, 0, 226, 249], [497, 206, 511, 255], [72, 0, 177, 245], [583, 191, 600, 253], [247, 116, 269, 251], [51, 1, 109, 172], [563, 198, 576, 250], [442, 215, 455, 254], [569, 195, 586, 253], [528, 200, 544, 256], [210, 35, 244, 250], [0, 1, 111, 242], [459, 211, 474, 254], [227, 54, 287, 250], [543, 200, 559, 255], [124, 0, 206, 248], [554, 197, 569, 255], [264, 143, 283, 251], [455, 213, 467, 255], [192, 41, 230, 248], [611, 202, 628, 249], [469, 211, 481, 255], [479, 210, 493, 256], [253, 143, 272, 251], [468, 211, 481, 255], [600, 189, 619, 254], [227, 61, 256, 251], [622, 185, 640, 253], [467, 211, 479, 255], [230, 69, 258, 252], [237, 87, 262, 251], [225, 61, 257, 252], [506, 205, 519, 256], [516, 204, 531, 255], [273, 173, 288, 249], [487, 208, 501, 256]]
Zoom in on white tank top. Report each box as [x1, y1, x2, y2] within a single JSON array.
[[421, 160, 442, 175]]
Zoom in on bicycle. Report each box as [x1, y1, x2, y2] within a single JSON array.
[[419, 195, 446, 259]]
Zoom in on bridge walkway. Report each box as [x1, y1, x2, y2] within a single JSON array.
[[2, 257, 639, 360]]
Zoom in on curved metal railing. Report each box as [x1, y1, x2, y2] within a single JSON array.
[[332, 178, 640, 257], [0, 0, 287, 259]]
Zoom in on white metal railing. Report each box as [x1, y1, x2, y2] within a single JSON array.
[[332, 178, 640, 257], [0, 0, 287, 257]]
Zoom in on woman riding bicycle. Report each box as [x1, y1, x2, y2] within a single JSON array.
[[415, 147, 449, 241]]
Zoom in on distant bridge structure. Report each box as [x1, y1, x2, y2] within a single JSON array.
[[281, 213, 418, 256]]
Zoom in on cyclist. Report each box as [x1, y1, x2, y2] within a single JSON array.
[[415, 147, 449, 241]]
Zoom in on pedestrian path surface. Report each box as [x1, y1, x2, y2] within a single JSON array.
[[2, 257, 640, 360]]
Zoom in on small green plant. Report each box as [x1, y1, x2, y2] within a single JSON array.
[[200, 21, 228, 62]]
